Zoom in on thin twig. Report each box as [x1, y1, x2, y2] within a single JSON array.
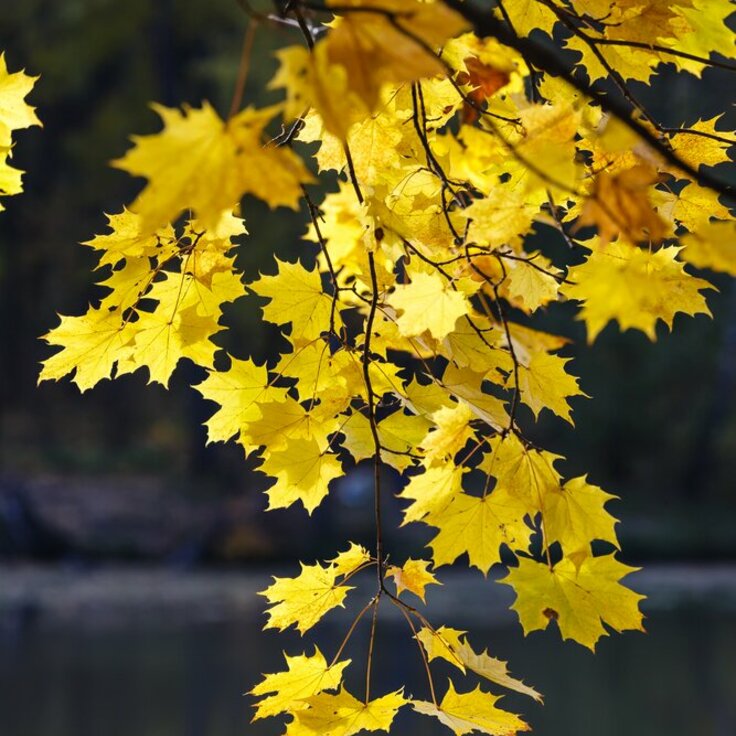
[[330, 594, 378, 667], [364, 596, 380, 702], [228, 20, 259, 119]]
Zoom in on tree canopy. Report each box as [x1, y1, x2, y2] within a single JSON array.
[[3, 0, 733, 733]]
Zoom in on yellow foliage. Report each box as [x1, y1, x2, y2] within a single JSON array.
[[33, 0, 736, 730], [563, 240, 714, 341], [250, 647, 350, 720], [0, 53, 40, 208], [502, 555, 645, 651], [426, 490, 531, 573], [386, 558, 441, 602], [114, 103, 312, 231], [295, 688, 407, 736], [413, 681, 529, 735], [416, 627, 542, 702], [260, 543, 370, 634]]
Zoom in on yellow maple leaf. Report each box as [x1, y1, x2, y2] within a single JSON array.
[[330, 542, 372, 577], [420, 403, 475, 463], [464, 190, 543, 248], [391, 271, 470, 340], [440, 364, 509, 430], [260, 560, 352, 635], [261, 436, 343, 514], [416, 625, 467, 669], [115, 299, 220, 386], [250, 647, 350, 720], [441, 314, 512, 377], [565, 31, 658, 85], [502, 554, 645, 650], [39, 308, 133, 392], [323, 4, 461, 111], [482, 433, 562, 510], [242, 398, 340, 456], [42, 211, 247, 390], [516, 351, 585, 424], [272, 0, 466, 138], [563, 240, 714, 342], [81, 209, 166, 267], [240, 398, 311, 453], [413, 681, 529, 736], [399, 464, 465, 525], [426, 490, 532, 573], [113, 103, 312, 232], [578, 164, 670, 245], [386, 559, 441, 602], [0, 53, 40, 207], [669, 117, 735, 171], [250, 258, 339, 344], [276, 342, 352, 398], [680, 221, 736, 276], [498, 253, 563, 314], [542, 476, 619, 562], [296, 688, 407, 736], [400, 378, 455, 420], [655, 181, 732, 233], [197, 358, 278, 444], [341, 409, 429, 472], [416, 627, 542, 702], [503, 0, 559, 36]]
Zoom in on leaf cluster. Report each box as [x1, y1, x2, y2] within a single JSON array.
[[32, 1, 736, 733]]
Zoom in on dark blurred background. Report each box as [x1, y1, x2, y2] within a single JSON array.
[[1, 2, 736, 735]]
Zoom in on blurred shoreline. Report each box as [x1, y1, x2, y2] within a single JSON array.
[[2, 562, 736, 629]]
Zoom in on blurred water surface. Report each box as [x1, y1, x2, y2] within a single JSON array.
[[1, 565, 736, 736]]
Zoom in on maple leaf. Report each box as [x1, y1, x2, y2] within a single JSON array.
[[197, 358, 276, 444], [416, 627, 542, 702], [342, 409, 430, 472], [0, 53, 40, 207], [113, 103, 312, 232], [441, 364, 509, 430], [578, 164, 670, 245], [260, 559, 353, 635], [241, 398, 317, 453], [261, 436, 343, 514], [420, 402, 475, 463], [272, 0, 467, 138], [482, 433, 562, 510], [296, 688, 407, 736], [502, 555, 645, 651], [680, 221, 736, 276], [39, 309, 133, 392], [542, 476, 620, 562], [391, 271, 470, 340], [426, 490, 532, 574], [413, 681, 529, 736], [116, 300, 220, 387], [250, 258, 339, 344], [669, 117, 735, 171], [399, 464, 465, 525], [440, 314, 511, 376], [503, 0, 559, 36], [386, 558, 441, 602], [329, 543, 372, 577], [497, 253, 563, 314], [250, 647, 350, 720], [41, 211, 247, 390], [563, 240, 714, 342], [457, 56, 512, 122], [516, 351, 585, 424]]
